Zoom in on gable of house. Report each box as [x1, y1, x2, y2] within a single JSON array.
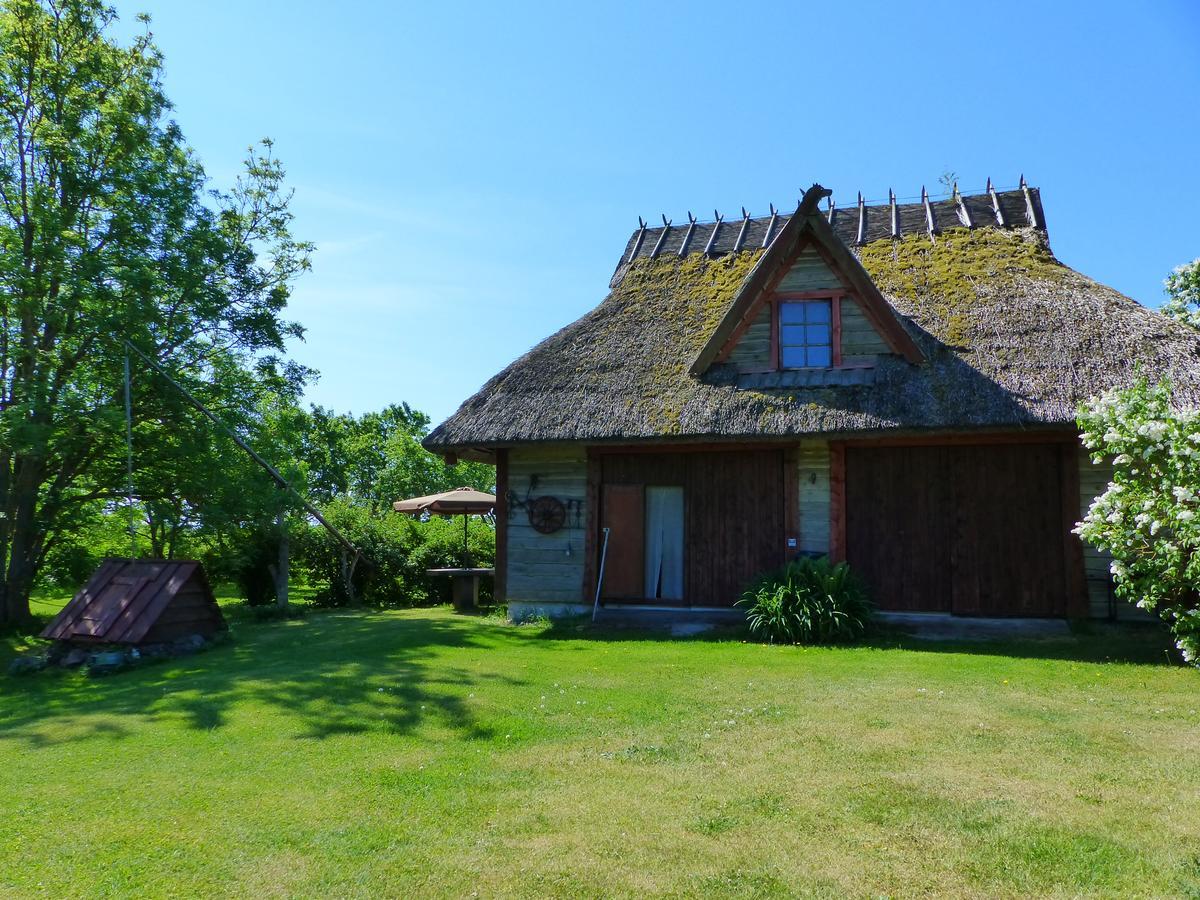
[[719, 246, 899, 374]]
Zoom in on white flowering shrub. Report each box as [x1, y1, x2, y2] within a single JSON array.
[[1077, 378, 1200, 663], [1163, 258, 1200, 330]]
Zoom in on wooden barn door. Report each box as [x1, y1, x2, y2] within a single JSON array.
[[845, 442, 1072, 617], [948, 444, 1068, 617], [685, 451, 784, 607], [845, 446, 952, 612], [597, 449, 787, 607]]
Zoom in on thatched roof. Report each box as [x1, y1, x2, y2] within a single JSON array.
[[427, 185, 1200, 454]]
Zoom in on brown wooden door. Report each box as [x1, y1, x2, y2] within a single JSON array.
[[846, 443, 1070, 617], [600, 483, 644, 600]]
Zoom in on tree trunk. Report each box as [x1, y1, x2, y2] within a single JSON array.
[[275, 505, 289, 609], [2, 455, 43, 624], [341, 548, 358, 607]]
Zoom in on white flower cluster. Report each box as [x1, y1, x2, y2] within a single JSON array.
[[1078, 376, 1200, 666]]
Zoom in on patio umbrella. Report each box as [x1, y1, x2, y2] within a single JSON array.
[[393, 486, 496, 566]]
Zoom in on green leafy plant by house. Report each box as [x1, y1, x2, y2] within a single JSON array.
[[1077, 377, 1200, 664], [737, 556, 873, 644]]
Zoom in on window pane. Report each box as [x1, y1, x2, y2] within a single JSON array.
[[806, 300, 832, 324], [805, 324, 831, 346], [780, 302, 806, 324], [780, 324, 806, 347], [807, 345, 832, 367], [780, 346, 808, 368]]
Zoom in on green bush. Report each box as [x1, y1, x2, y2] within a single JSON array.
[[737, 556, 873, 644], [230, 526, 281, 607], [294, 498, 495, 607]]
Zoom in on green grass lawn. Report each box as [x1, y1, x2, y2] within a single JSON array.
[[2, 603, 1198, 898]]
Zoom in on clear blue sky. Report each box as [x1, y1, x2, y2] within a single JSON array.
[[113, 0, 1200, 425]]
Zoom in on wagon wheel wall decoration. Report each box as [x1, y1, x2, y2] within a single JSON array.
[[527, 496, 567, 534]]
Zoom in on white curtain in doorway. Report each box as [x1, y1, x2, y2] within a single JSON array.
[[644, 486, 684, 600]]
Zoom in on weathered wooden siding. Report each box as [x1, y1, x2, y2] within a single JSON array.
[[777, 249, 842, 292], [840, 297, 891, 365], [507, 446, 587, 603], [727, 305, 772, 371], [1076, 449, 1147, 620], [845, 443, 1073, 617], [797, 441, 831, 556]]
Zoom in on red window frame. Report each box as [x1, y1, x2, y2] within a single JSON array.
[[771, 292, 843, 370]]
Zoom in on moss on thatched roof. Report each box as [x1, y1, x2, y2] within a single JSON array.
[[427, 222, 1200, 452]]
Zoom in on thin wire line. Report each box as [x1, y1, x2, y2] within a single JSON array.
[[123, 352, 137, 561]]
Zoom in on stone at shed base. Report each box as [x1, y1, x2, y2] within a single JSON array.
[[171, 633, 206, 654], [60, 648, 89, 668], [86, 649, 131, 677]]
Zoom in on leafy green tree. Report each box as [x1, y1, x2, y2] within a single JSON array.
[[0, 1, 310, 623], [301, 403, 493, 512], [1077, 378, 1200, 664], [1163, 258, 1200, 330]]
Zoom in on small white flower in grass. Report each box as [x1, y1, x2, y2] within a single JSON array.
[[1179, 510, 1196, 522]]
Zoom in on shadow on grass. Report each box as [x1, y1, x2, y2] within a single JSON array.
[[1, 609, 524, 747], [531, 613, 1179, 666]]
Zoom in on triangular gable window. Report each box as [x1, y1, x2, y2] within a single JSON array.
[[690, 185, 923, 377]]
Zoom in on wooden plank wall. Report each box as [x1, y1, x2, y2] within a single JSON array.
[[727, 305, 772, 371], [777, 249, 842, 292], [797, 440, 831, 556], [1076, 448, 1149, 621], [507, 446, 587, 604], [839, 297, 891, 365], [142, 584, 223, 642]]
